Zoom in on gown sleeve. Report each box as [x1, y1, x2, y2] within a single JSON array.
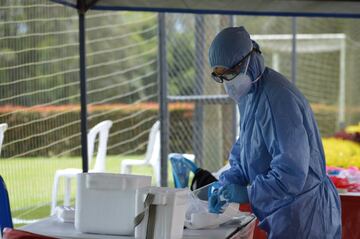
[[219, 137, 249, 186]]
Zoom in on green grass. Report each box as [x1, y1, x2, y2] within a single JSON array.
[[0, 155, 176, 227]]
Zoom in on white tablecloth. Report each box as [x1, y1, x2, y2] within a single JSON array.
[[20, 215, 255, 239]]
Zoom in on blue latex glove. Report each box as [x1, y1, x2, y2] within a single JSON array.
[[208, 182, 227, 214], [219, 184, 249, 204], [208, 182, 250, 214]]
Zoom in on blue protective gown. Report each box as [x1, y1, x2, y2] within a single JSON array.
[[219, 67, 342, 238]]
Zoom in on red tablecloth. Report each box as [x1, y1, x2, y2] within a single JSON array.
[[240, 194, 360, 239], [340, 193, 360, 239], [2, 228, 57, 239], [239, 204, 267, 239]]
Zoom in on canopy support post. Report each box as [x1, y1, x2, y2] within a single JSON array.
[[79, 11, 88, 173], [158, 13, 168, 187]]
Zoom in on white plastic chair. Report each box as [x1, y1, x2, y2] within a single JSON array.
[[0, 123, 8, 156], [121, 121, 162, 186], [121, 121, 195, 186], [50, 120, 113, 215]]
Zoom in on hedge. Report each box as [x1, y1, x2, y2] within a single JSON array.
[[0, 103, 194, 158], [0, 102, 349, 158]]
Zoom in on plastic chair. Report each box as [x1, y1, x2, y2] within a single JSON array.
[[0, 175, 13, 237], [170, 153, 231, 189], [121, 121, 161, 186], [169, 153, 197, 188], [120, 121, 195, 186], [0, 123, 8, 156], [50, 120, 113, 215]]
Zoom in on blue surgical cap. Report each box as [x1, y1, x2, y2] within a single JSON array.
[[209, 26, 253, 69], [209, 26, 265, 81]]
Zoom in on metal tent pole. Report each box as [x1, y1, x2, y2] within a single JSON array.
[[79, 12, 88, 173], [158, 13, 168, 187], [193, 15, 205, 166]]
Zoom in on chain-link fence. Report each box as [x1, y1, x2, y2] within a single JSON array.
[[167, 14, 237, 172], [0, 0, 159, 225], [1, 0, 360, 225], [167, 14, 360, 172]]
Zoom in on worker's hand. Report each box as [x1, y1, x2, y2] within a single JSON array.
[[219, 184, 249, 204], [208, 182, 227, 214]]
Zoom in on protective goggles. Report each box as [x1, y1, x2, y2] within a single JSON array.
[[211, 48, 258, 83]]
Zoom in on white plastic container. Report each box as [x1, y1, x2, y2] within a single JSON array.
[[75, 173, 151, 235], [135, 187, 189, 239]]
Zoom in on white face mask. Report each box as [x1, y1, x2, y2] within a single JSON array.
[[224, 56, 253, 103]]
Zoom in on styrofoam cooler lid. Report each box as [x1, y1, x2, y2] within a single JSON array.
[[85, 173, 151, 191], [138, 187, 189, 206]]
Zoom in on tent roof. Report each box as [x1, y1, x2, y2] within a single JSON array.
[[51, 0, 360, 18]]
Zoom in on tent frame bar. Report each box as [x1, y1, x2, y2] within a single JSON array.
[[78, 11, 88, 173]]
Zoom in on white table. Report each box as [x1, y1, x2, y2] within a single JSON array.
[[20, 215, 255, 239]]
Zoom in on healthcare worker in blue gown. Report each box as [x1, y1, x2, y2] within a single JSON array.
[[208, 26, 342, 238]]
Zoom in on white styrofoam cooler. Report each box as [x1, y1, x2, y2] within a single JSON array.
[[75, 173, 151, 235], [135, 187, 189, 239]]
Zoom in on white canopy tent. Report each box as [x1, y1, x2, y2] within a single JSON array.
[[49, 0, 359, 186]]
